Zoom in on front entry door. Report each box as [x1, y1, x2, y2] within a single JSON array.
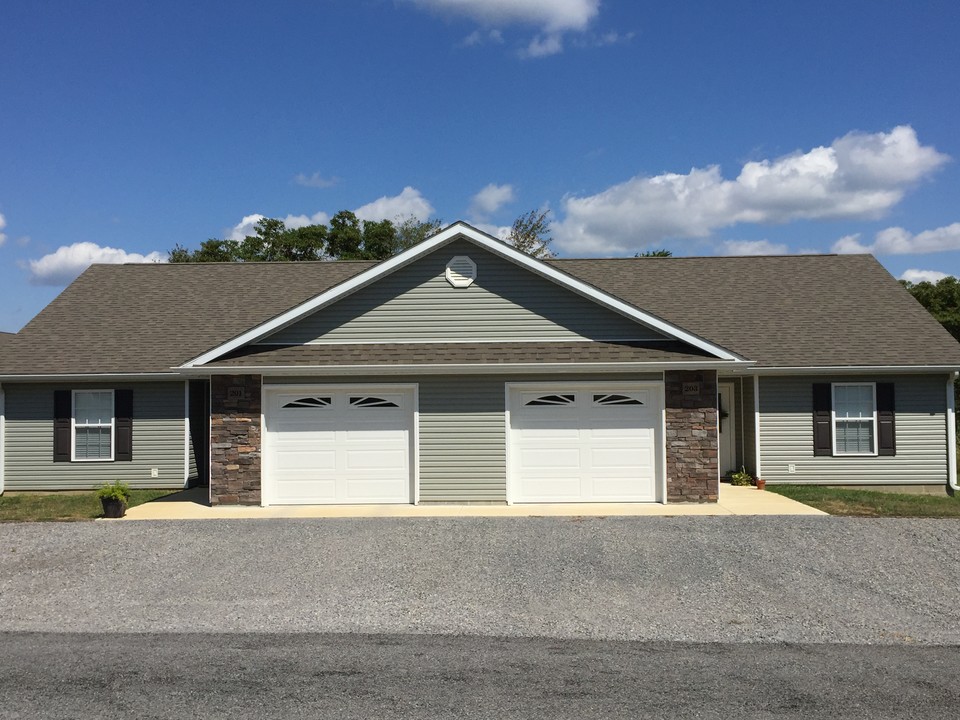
[[718, 383, 737, 476]]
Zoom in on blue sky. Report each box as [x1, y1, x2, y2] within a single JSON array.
[[2, 0, 959, 332]]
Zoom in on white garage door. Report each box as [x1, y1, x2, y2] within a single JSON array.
[[263, 386, 415, 505], [509, 384, 662, 503]]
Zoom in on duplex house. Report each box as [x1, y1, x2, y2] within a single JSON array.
[[1, 222, 958, 505]]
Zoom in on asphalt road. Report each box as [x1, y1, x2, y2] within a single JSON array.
[[1, 632, 958, 719]]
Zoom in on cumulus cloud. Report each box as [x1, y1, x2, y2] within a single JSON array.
[[900, 268, 951, 283], [719, 239, 790, 256], [409, 0, 598, 32], [409, 0, 600, 57], [469, 183, 515, 218], [552, 126, 949, 255], [28, 242, 166, 286], [0, 212, 6, 246], [294, 172, 339, 188], [471, 221, 512, 241], [831, 222, 960, 255], [354, 186, 435, 222]]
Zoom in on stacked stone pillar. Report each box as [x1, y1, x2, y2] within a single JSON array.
[[210, 374, 262, 505], [665, 370, 719, 502]]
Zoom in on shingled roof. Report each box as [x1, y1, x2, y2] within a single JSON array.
[[1, 250, 958, 376]]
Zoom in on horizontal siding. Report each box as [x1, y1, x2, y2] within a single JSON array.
[[4, 382, 187, 491], [263, 239, 662, 344], [758, 374, 948, 484], [265, 372, 663, 502]]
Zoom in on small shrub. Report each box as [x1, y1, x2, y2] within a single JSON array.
[[96, 481, 131, 503], [730, 467, 753, 487]]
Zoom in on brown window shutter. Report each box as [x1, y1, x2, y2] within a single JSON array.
[[115, 389, 133, 462], [812, 383, 832, 456], [876, 382, 896, 456], [53, 390, 72, 463]]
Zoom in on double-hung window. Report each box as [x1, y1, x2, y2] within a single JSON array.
[[831, 383, 877, 456], [72, 390, 115, 461]]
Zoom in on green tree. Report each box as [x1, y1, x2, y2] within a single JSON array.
[[635, 249, 673, 257], [395, 215, 443, 251], [507, 209, 555, 259], [901, 276, 960, 342]]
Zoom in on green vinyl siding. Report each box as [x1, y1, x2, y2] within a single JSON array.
[[758, 374, 949, 484], [265, 372, 663, 502], [3, 381, 187, 491], [262, 239, 664, 345]]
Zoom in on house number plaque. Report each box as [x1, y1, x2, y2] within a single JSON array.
[[682, 382, 700, 396], [227, 386, 247, 401]]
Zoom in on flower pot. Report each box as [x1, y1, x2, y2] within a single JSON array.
[[100, 498, 127, 518], [755, 478, 766, 491]]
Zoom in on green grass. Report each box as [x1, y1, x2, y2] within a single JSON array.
[[767, 484, 960, 518], [0, 489, 178, 523]]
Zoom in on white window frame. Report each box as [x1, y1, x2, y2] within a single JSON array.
[[831, 382, 877, 457], [71, 389, 115, 462]]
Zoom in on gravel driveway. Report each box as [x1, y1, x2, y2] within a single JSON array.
[[0, 516, 957, 644]]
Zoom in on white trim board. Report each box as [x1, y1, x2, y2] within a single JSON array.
[[181, 222, 743, 368], [179, 360, 747, 376]]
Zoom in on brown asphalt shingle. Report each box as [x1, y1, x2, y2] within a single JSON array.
[[1, 251, 958, 375]]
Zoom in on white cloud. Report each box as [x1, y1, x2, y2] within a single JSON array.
[[522, 33, 564, 57], [552, 126, 949, 255], [354, 186, 435, 222], [470, 183, 515, 218], [0, 212, 6, 246], [472, 221, 512, 241], [294, 172, 339, 188], [409, 0, 599, 33], [719, 239, 789, 256], [461, 28, 504, 47], [227, 187, 436, 241], [900, 268, 951, 283], [831, 222, 960, 255], [28, 242, 166, 286]]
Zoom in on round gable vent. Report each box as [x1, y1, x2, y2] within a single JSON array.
[[445, 255, 477, 288]]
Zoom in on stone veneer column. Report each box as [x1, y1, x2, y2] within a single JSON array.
[[664, 370, 719, 503], [210, 374, 262, 505]]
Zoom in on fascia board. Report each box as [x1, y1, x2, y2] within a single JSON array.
[[177, 360, 751, 376], [181, 222, 740, 368], [741, 365, 960, 375]]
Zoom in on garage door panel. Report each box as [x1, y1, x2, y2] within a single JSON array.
[[265, 386, 414, 505], [518, 447, 582, 470], [511, 385, 661, 503]]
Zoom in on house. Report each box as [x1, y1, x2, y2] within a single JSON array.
[[1, 222, 958, 505]]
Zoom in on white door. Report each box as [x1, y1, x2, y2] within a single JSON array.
[[509, 384, 662, 503], [263, 386, 415, 505]]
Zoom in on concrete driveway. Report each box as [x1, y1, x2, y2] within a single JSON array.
[[123, 484, 824, 519]]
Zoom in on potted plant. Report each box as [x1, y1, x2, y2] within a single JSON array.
[[755, 478, 766, 490], [730, 467, 753, 487], [97, 481, 131, 518]]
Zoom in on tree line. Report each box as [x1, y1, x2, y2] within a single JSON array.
[[169, 209, 557, 263]]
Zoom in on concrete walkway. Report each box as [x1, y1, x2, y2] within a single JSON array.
[[122, 484, 826, 520]]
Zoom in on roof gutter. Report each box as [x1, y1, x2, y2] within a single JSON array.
[[176, 360, 754, 376], [735, 365, 960, 376], [948, 373, 958, 493], [0, 373, 181, 382]]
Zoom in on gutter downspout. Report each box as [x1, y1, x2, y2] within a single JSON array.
[[0, 383, 5, 495], [948, 373, 958, 492]]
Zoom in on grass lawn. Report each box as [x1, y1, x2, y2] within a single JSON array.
[[0, 489, 178, 523], [768, 484, 960, 518]]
